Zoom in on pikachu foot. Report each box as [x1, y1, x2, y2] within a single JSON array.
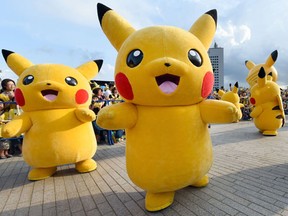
[[145, 191, 175, 212], [75, 159, 97, 173], [28, 167, 57, 181], [263, 131, 277, 136], [191, 175, 209, 187]]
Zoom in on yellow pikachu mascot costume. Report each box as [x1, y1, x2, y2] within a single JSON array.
[[1, 49, 102, 180], [249, 68, 285, 135], [96, 3, 238, 211], [245, 50, 278, 88], [217, 82, 244, 122]]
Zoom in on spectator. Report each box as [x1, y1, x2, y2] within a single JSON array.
[[0, 79, 17, 119], [0, 79, 23, 156], [90, 88, 106, 143], [104, 83, 115, 105], [0, 99, 12, 159], [109, 87, 121, 104]]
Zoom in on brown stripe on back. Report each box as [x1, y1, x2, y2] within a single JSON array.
[[275, 115, 285, 127], [272, 105, 280, 110]]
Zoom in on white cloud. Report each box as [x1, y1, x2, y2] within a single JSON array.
[[217, 21, 251, 47]]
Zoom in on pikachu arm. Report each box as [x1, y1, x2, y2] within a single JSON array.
[[200, 99, 238, 124], [96, 102, 137, 130], [1, 113, 32, 138], [239, 103, 244, 108], [74, 108, 96, 123], [250, 106, 262, 118], [276, 95, 286, 124]]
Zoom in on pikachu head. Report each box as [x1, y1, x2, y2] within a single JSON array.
[[249, 67, 280, 106], [218, 82, 241, 105], [2, 49, 102, 111], [245, 50, 278, 88], [97, 3, 217, 106]]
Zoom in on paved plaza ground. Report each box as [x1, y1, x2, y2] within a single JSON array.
[[0, 120, 288, 216]]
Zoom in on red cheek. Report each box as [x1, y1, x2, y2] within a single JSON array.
[[201, 72, 214, 98], [115, 72, 134, 100], [15, 88, 25, 107], [250, 98, 255, 105], [75, 89, 89, 104]]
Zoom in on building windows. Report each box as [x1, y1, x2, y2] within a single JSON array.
[[208, 42, 224, 90]]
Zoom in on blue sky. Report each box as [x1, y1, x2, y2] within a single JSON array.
[[1, 0, 288, 88]]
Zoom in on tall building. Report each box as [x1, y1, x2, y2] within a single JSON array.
[[208, 42, 224, 90]]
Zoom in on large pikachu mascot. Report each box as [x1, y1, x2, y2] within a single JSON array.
[[96, 3, 238, 211], [245, 50, 278, 88], [217, 82, 244, 122], [1, 49, 102, 180], [249, 68, 285, 135]]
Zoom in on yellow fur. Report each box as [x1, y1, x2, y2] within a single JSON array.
[[96, 3, 238, 211], [249, 68, 285, 135], [218, 82, 244, 121], [1, 49, 102, 180], [245, 50, 278, 87]]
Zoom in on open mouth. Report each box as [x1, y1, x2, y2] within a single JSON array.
[[155, 73, 180, 94], [41, 89, 58, 101]]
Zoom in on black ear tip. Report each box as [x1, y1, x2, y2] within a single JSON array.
[[235, 82, 239, 88], [205, 9, 217, 25], [271, 50, 278, 62], [245, 60, 248, 64], [97, 3, 112, 25], [216, 88, 219, 93], [2, 49, 14, 62], [258, 67, 266, 78], [94, 59, 103, 70]]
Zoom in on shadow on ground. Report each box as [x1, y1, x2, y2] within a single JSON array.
[[1, 163, 287, 216]]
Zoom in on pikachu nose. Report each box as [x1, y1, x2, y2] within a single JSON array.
[[164, 63, 171, 67]]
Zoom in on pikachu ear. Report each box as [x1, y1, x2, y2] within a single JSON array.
[[77, 60, 103, 80], [189, 9, 217, 50], [232, 81, 239, 93], [97, 3, 135, 51], [245, 60, 255, 70], [2, 49, 33, 76], [257, 67, 267, 87], [217, 89, 225, 97], [265, 50, 278, 67]]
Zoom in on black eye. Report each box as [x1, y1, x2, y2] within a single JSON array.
[[127, 49, 143, 68], [65, 77, 78, 86], [188, 49, 202, 67], [23, 75, 34, 85]]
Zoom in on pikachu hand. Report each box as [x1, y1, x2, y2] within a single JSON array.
[[2, 124, 18, 138], [228, 105, 239, 122], [75, 108, 96, 122], [96, 103, 137, 129], [96, 107, 115, 128], [200, 100, 240, 123]]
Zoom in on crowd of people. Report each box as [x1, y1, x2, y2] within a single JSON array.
[[89, 81, 125, 144]]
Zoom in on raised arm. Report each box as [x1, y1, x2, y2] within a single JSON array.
[[200, 99, 238, 124], [74, 108, 96, 122], [96, 102, 137, 130], [2, 113, 32, 138], [249, 106, 262, 118], [276, 95, 286, 125]]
